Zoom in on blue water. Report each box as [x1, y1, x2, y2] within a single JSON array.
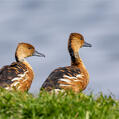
[[0, 0, 119, 97]]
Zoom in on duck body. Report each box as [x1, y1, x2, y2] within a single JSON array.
[[41, 33, 91, 93], [42, 65, 89, 93], [0, 61, 34, 91], [0, 43, 45, 91]]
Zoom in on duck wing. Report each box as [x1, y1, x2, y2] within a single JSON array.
[[41, 66, 81, 91], [0, 62, 27, 88]]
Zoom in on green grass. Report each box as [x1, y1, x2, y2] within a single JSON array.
[[0, 88, 119, 119]]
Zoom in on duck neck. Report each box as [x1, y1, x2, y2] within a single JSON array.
[[70, 50, 87, 74], [70, 51, 82, 67], [68, 43, 84, 69], [15, 52, 24, 62], [15, 53, 20, 62], [15, 52, 33, 71]]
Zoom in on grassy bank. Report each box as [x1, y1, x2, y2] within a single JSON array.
[[0, 89, 119, 119]]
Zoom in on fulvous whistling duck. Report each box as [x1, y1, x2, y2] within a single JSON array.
[[41, 33, 92, 93], [0, 43, 45, 92]]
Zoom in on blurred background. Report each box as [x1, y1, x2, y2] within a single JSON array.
[[0, 0, 119, 97]]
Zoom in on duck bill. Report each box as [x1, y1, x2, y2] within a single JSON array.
[[33, 50, 45, 57], [83, 41, 92, 47]]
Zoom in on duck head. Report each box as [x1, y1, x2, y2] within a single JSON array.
[[68, 33, 92, 53], [15, 43, 45, 62]]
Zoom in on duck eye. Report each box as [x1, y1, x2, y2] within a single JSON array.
[[28, 47, 32, 49]]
